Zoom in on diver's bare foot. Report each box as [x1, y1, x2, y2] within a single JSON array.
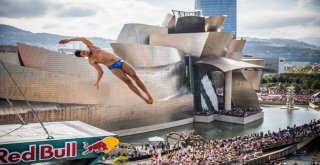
[[148, 98, 153, 104], [147, 94, 153, 103], [144, 98, 153, 104]]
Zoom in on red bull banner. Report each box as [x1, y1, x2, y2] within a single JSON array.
[[0, 136, 119, 164]]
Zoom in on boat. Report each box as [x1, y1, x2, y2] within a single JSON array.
[[280, 86, 300, 110], [309, 102, 320, 109]]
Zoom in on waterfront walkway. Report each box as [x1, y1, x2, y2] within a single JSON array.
[[126, 119, 320, 164]]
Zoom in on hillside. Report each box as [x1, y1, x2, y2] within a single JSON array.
[[243, 37, 320, 63], [1, 24, 319, 63], [0, 24, 114, 50], [296, 37, 320, 47]]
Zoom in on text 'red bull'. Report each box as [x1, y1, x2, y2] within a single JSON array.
[[0, 142, 76, 164]]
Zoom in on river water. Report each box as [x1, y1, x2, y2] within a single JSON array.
[[120, 105, 320, 143]]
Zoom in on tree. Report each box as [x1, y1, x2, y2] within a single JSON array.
[[293, 83, 301, 93], [278, 75, 285, 83], [271, 76, 277, 83], [311, 81, 320, 90], [112, 156, 128, 165], [262, 78, 267, 84], [302, 80, 312, 89]]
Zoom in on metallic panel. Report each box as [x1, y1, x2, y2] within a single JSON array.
[[150, 33, 209, 58], [225, 52, 243, 61], [0, 61, 188, 105], [161, 13, 176, 33], [3, 44, 188, 105], [110, 43, 184, 68], [242, 59, 265, 91], [196, 57, 265, 72], [0, 94, 193, 132], [0, 62, 108, 104], [201, 32, 233, 58], [150, 32, 232, 58], [232, 70, 260, 109], [116, 23, 168, 44], [0, 52, 20, 66], [175, 16, 205, 33], [205, 16, 226, 32], [17, 43, 97, 80], [227, 39, 246, 53]]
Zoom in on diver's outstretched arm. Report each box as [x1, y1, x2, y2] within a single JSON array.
[[91, 63, 104, 90], [59, 37, 94, 47]]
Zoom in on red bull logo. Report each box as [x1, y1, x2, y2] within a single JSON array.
[[82, 141, 109, 155], [82, 137, 119, 155]]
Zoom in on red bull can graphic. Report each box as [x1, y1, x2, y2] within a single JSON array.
[[82, 137, 119, 155]]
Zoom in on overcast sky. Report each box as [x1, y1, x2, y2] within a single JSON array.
[[0, 0, 319, 39]]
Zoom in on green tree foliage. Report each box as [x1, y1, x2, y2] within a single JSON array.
[[262, 73, 320, 91], [311, 80, 320, 89], [112, 156, 128, 165]]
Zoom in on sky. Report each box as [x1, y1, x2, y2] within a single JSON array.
[[0, 0, 319, 39]]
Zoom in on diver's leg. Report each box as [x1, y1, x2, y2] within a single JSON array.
[[121, 62, 153, 103], [111, 68, 152, 104]]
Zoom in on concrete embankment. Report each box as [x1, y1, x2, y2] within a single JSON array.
[[259, 100, 308, 105], [246, 137, 317, 165]]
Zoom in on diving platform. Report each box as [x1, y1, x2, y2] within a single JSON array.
[[0, 121, 117, 164]]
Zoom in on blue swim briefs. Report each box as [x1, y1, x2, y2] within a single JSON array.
[[108, 59, 125, 70]]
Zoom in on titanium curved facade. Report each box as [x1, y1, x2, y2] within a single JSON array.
[[0, 44, 192, 132], [110, 43, 184, 68], [1, 44, 188, 105], [1, 10, 265, 132], [150, 33, 208, 58], [205, 16, 226, 32], [0, 52, 20, 65], [150, 32, 232, 58], [17, 43, 96, 80], [175, 16, 205, 33], [232, 70, 260, 109], [196, 57, 264, 72], [226, 39, 246, 60], [242, 59, 265, 91], [161, 13, 176, 33], [201, 32, 232, 58], [0, 62, 108, 104], [116, 24, 168, 44], [227, 39, 246, 53]]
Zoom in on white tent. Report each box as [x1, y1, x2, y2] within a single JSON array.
[[148, 136, 164, 143]]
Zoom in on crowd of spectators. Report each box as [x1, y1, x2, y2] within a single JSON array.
[[194, 107, 262, 117], [260, 87, 312, 104], [141, 119, 320, 165]]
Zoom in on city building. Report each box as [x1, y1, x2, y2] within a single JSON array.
[[257, 57, 285, 75], [195, 0, 237, 38]]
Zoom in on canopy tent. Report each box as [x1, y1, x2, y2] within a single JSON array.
[[148, 136, 164, 143], [312, 92, 320, 98]]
